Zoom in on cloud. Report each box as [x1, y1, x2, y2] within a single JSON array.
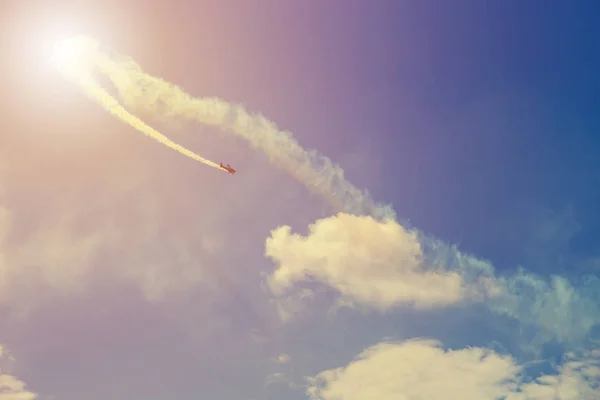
[[265, 372, 289, 387], [0, 204, 120, 315], [306, 339, 519, 400], [274, 354, 291, 364], [265, 353, 305, 392], [265, 213, 500, 315], [0, 172, 220, 312], [422, 236, 600, 347], [0, 374, 36, 400], [493, 271, 600, 349], [0, 346, 37, 400], [9, 217, 113, 293], [306, 339, 599, 400], [509, 349, 600, 399]]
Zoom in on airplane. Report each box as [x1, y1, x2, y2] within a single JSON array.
[[220, 162, 236, 175]]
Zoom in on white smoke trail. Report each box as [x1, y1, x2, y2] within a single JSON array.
[[54, 36, 228, 173], [73, 36, 397, 221]]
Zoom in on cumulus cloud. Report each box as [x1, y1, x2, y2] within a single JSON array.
[[265, 213, 499, 315], [0, 374, 36, 400], [306, 339, 600, 400], [0, 346, 37, 400], [307, 339, 519, 400]]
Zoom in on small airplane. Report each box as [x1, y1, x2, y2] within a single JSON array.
[[220, 162, 236, 175]]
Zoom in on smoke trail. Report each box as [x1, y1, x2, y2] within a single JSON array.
[[55, 37, 227, 173], [65, 36, 396, 221]]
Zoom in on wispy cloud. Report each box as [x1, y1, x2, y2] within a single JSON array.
[[422, 235, 600, 348], [0, 163, 225, 310]]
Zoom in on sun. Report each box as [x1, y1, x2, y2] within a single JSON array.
[[45, 35, 90, 75], [50, 38, 75, 67]]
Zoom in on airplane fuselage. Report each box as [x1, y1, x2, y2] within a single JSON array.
[[220, 162, 236, 174]]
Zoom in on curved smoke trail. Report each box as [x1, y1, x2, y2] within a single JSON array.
[[56, 37, 228, 173], [60, 35, 396, 221]]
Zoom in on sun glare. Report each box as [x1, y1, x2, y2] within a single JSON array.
[[46, 35, 89, 75], [49, 37, 77, 70]]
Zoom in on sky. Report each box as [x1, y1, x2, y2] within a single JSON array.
[[1, 1, 599, 399]]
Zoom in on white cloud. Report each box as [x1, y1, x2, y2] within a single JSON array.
[[275, 354, 291, 364], [10, 218, 113, 293], [266, 353, 304, 391], [265, 372, 289, 387], [307, 339, 600, 400], [416, 234, 600, 347], [0, 187, 217, 310], [306, 339, 519, 400], [0, 374, 37, 400], [0, 208, 120, 316], [493, 271, 600, 349], [0, 346, 37, 400], [265, 213, 499, 315], [508, 349, 600, 399]]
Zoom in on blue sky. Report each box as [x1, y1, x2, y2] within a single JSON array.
[[1, 1, 599, 399], [280, 0, 600, 274]]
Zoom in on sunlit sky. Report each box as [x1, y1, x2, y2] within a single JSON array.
[[1, 1, 599, 399]]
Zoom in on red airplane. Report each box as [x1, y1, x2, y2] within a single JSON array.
[[220, 162, 236, 175]]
